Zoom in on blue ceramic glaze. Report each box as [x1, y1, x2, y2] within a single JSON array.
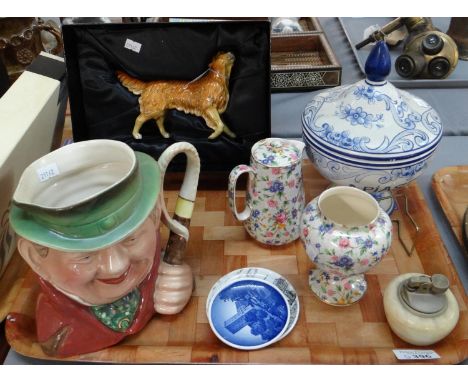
[[209, 279, 288, 349], [302, 37, 442, 213], [365, 40, 391, 83]]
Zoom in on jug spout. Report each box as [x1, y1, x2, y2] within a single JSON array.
[[287, 139, 305, 158]]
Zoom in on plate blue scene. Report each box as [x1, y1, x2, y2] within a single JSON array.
[[209, 279, 289, 349]]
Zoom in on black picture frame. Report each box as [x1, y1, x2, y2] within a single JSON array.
[[62, 21, 271, 171]]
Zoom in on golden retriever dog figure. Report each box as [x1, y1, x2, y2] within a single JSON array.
[[117, 52, 236, 140]]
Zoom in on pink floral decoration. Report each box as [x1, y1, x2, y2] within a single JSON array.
[[338, 238, 350, 248], [275, 212, 287, 223], [360, 258, 369, 266]]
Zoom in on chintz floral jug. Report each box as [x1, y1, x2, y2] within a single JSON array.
[[228, 138, 305, 245]]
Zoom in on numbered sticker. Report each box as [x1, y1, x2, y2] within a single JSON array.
[[124, 38, 142, 53], [393, 349, 440, 360], [36, 163, 60, 182]]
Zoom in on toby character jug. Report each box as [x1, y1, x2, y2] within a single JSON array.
[[8, 139, 200, 357], [228, 138, 305, 245]]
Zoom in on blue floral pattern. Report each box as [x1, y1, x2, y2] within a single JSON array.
[[353, 85, 378, 103], [338, 104, 384, 129], [333, 255, 354, 270], [269, 180, 284, 193], [260, 155, 275, 165], [302, 80, 442, 155], [309, 149, 428, 193]]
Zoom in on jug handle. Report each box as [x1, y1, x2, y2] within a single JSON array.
[[158, 142, 200, 265], [228, 164, 255, 222]]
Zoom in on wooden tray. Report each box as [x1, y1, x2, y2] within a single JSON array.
[[0, 251, 29, 362], [0, 252, 28, 323], [432, 166, 468, 251], [5, 161, 468, 364]]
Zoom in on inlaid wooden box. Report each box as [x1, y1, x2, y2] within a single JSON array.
[[271, 17, 323, 34], [271, 18, 341, 92]]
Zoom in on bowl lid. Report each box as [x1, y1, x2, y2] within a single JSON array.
[[302, 41, 442, 158], [207, 278, 289, 350]]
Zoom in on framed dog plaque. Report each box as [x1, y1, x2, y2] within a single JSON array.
[[62, 21, 271, 172]]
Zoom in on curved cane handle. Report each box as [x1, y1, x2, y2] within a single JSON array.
[[38, 22, 63, 56], [228, 165, 255, 222], [158, 142, 200, 244]]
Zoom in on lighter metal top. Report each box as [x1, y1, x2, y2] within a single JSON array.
[[398, 274, 449, 317]]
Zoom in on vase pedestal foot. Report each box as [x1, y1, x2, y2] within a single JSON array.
[[308, 270, 367, 306]]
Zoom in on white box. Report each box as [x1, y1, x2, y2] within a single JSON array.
[[0, 52, 67, 276]]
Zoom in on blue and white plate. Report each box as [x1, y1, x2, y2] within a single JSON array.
[[207, 278, 290, 350], [207, 267, 299, 341]]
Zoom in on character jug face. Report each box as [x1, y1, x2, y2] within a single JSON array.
[[9, 139, 200, 356]]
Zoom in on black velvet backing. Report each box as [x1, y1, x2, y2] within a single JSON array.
[[62, 21, 271, 171]]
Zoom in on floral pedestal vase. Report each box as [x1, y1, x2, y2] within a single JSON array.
[[300, 186, 393, 306], [309, 271, 368, 306]]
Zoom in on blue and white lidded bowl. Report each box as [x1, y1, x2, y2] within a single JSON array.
[[207, 268, 297, 350], [302, 40, 442, 213]]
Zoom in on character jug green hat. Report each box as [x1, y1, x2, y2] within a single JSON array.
[[10, 139, 200, 253]]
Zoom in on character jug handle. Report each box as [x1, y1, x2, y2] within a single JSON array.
[[228, 164, 255, 222], [157, 142, 200, 265]]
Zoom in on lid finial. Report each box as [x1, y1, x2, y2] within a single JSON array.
[[365, 40, 391, 83]]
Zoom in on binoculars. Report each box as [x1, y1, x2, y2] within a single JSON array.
[[356, 17, 459, 79]]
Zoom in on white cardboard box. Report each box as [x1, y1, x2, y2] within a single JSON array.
[[0, 51, 67, 276]]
